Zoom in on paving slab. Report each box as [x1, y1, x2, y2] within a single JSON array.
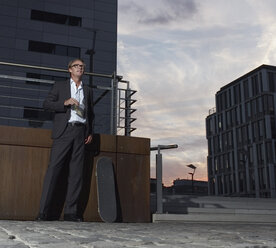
[[0, 220, 276, 248]]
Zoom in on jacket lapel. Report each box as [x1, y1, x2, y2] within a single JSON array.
[[64, 80, 71, 119]]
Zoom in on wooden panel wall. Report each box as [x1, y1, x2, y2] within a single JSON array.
[[0, 126, 150, 222]]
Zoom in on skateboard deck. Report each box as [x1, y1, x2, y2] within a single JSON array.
[[96, 156, 117, 222]]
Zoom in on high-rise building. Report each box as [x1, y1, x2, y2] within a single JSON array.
[[206, 65, 276, 198], [0, 0, 118, 134]]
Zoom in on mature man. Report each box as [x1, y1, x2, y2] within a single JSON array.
[[36, 58, 94, 222]]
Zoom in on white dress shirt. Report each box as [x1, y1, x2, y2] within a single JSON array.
[[68, 78, 86, 124]]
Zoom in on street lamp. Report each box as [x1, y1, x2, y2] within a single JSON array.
[[151, 144, 178, 214], [186, 164, 197, 193]]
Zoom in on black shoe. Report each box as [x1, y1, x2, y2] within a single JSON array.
[[35, 213, 48, 221], [64, 214, 83, 222], [35, 213, 59, 221]]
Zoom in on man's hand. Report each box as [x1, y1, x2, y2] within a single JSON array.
[[64, 98, 79, 106], [85, 135, 93, 144]]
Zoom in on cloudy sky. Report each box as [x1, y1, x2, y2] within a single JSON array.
[[117, 0, 276, 186]]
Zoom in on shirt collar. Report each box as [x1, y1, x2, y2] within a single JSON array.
[[70, 78, 83, 89]]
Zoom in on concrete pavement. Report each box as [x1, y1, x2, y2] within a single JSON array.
[[0, 220, 276, 248]]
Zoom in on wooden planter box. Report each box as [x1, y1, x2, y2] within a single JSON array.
[[0, 126, 150, 222]]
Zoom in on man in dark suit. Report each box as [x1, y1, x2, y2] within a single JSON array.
[[36, 58, 94, 222]]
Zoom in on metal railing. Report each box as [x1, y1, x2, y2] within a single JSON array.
[[117, 80, 137, 136], [208, 107, 216, 115], [0, 61, 136, 135]]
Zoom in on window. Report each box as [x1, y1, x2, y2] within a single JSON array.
[[247, 124, 251, 143], [208, 157, 213, 175], [222, 133, 227, 151], [206, 118, 211, 136], [241, 125, 248, 144], [258, 119, 264, 139], [268, 72, 276, 92], [216, 93, 222, 112], [259, 72, 263, 92], [257, 96, 262, 114], [251, 74, 259, 96], [227, 131, 233, 148], [252, 121, 258, 141], [29, 40, 80, 57], [245, 101, 251, 120], [236, 127, 242, 146], [263, 94, 274, 114], [226, 110, 232, 129], [68, 47, 80, 57], [31, 10, 82, 27], [223, 153, 228, 171], [243, 79, 249, 100], [231, 107, 237, 125], [271, 116, 276, 139], [208, 138, 213, 155], [234, 84, 241, 104], [266, 142, 273, 163], [214, 136, 218, 153], [214, 157, 218, 172], [222, 91, 227, 110], [29, 40, 55, 54], [218, 114, 223, 131], [250, 99, 257, 117], [248, 146, 253, 166], [227, 89, 232, 108]]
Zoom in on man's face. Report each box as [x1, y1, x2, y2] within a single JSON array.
[[68, 60, 85, 78]]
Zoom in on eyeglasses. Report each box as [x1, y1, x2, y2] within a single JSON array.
[[71, 64, 85, 68]]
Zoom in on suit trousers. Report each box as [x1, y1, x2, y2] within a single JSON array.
[[39, 124, 85, 216]]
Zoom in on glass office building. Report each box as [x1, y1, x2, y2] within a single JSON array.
[[0, 0, 117, 134], [206, 65, 276, 198]]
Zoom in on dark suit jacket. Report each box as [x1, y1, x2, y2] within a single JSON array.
[[43, 80, 94, 139]]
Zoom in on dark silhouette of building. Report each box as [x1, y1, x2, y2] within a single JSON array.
[[206, 65, 276, 198], [173, 179, 208, 195], [150, 178, 208, 195]]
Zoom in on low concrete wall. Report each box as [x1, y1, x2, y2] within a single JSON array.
[[0, 126, 151, 222]]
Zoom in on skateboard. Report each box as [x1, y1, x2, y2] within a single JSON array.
[[96, 156, 117, 222]]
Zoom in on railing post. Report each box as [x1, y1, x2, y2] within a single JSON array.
[[156, 146, 163, 213], [125, 85, 131, 136], [110, 72, 118, 135]]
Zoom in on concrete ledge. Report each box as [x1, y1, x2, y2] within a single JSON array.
[[187, 207, 276, 215], [152, 213, 276, 223]]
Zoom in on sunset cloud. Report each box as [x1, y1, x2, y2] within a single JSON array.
[[118, 0, 276, 185]]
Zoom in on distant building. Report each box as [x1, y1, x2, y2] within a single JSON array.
[[150, 178, 208, 195], [206, 65, 276, 198], [0, 0, 117, 134], [173, 179, 208, 195]]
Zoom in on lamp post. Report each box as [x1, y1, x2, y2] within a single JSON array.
[[151, 144, 178, 214], [85, 48, 95, 86], [84, 29, 97, 87], [186, 164, 196, 193]]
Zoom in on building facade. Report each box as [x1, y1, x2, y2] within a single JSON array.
[[206, 65, 276, 198], [0, 0, 117, 134]]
